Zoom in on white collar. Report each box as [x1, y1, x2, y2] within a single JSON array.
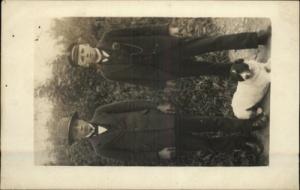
[[95, 49, 110, 63], [95, 48, 102, 63], [102, 50, 110, 58], [102, 58, 109, 63], [85, 124, 107, 138]]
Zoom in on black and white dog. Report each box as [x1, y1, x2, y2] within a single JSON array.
[[230, 59, 271, 119]]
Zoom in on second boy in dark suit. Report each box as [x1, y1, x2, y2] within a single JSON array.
[[61, 100, 266, 165]]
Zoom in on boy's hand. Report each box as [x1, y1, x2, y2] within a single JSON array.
[[169, 27, 180, 37], [157, 103, 176, 114], [159, 147, 176, 160]]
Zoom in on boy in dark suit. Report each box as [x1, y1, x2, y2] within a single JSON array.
[[59, 100, 266, 165], [68, 24, 271, 88]]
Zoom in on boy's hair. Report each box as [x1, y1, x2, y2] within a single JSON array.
[[68, 43, 80, 67]]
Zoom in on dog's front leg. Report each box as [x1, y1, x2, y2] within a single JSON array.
[[264, 59, 271, 73]]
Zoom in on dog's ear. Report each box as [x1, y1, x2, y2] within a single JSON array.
[[230, 71, 245, 82], [230, 64, 245, 82], [234, 59, 245, 64]]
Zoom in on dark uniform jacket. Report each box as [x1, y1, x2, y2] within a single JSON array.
[[97, 24, 182, 88], [96, 24, 259, 88], [87, 100, 176, 164]]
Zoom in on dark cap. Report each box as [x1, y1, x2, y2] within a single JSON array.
[[67, 112, 79, 145]]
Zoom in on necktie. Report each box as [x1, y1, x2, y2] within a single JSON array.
[[97, 125, 108, 134]]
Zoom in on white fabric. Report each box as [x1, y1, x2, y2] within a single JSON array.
[[231, 60, 271, 119], [95, 48, 102, 63], [97, 126, 107, 134], [102, 58, 109, 63], [85, 124, 107, 137], [85, 123, 96, 138], [97, 50, 110, 63]]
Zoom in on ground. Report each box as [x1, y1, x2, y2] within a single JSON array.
[[213, 18, 271, 163]]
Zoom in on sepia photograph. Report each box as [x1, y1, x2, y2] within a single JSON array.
[[34, 17, 271, 166], [2, 1, 298, 189]]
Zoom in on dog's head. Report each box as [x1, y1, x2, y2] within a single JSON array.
[[230, 59, 254, 81]]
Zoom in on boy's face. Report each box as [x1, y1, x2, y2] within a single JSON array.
[[75, 44, 101, 67], [71, 119, 94, 141]]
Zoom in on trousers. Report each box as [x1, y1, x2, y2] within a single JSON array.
[[158, 32, 260, 77], [175, 116, 255, 152]]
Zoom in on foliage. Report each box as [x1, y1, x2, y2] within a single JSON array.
[[36, 17, 266, 166]]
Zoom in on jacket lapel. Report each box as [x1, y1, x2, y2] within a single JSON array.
[[90, 111, 107, 125], [88, 129, 124, 150]]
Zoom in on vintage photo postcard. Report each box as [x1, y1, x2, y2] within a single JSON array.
[[34, 17, 271, 167], [1, 1, 299, 189]]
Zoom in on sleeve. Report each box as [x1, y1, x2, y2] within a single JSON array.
[[68, 139, 128, 165], [105, 24, 170, 38], [102, 64, 174, 89], [93, 100, 158, 114], [105, 75, 168, 89], [97, 149, 160, 165]]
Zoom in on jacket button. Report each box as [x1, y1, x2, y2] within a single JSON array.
[[112, 42, 120, 50]]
